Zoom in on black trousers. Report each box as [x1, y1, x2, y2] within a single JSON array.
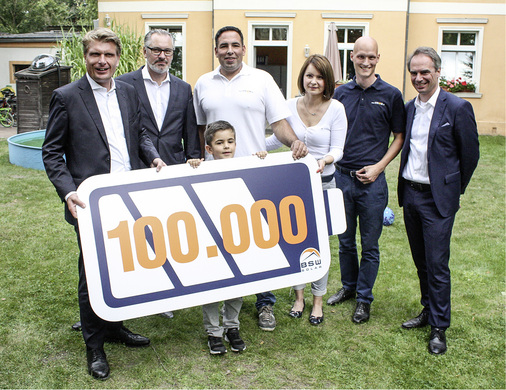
[[402, 183, 455, 329], [75, 225, 122, 349]]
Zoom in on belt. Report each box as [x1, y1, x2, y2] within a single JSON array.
[[406, 180, 431, 192], [335, 164, 357, 177], [321, 175, 333, 183]]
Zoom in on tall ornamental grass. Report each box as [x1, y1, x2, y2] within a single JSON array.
[[57, 23, 144, 82]]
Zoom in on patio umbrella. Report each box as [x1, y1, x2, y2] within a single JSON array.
[[325, 22, 343, 84]]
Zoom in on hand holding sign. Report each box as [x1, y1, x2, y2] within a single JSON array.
[[77, 152, 345, 321]]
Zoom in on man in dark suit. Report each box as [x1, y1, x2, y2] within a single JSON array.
[[117, 29, 199, 320], [42, 28, 165, 380], [116, 29, 200, 166], [398, 46, 479, 355]]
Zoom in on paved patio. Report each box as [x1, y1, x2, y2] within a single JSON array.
[[0, 127, 17, 139]]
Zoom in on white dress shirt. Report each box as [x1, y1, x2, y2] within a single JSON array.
[[402, 87, 441, 184], [65, 75, 131, 201], [87, 73, 131, 173], [142, 66, 170, 130]]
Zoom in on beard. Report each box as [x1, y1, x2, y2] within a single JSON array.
[[148, 60, 170, 75]]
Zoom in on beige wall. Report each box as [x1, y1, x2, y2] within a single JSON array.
[[211, 10, 408, 98], [406, 13, 505, 136], [472, 14, 505, 136], [413, 0, 504, 3], [99, 7, 408, 97], [97, 10, 213, 87], [363, 12, 407, 92]]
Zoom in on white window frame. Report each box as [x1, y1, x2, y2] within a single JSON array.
[[323, 22, 369, 81], [437, 26, 483, 92], [145, 22, 187, 81], [248, 21, 293, 98]]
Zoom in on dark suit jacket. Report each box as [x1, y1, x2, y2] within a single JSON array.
[[398, 89, 479, 217], [116, 68, 200, 165], [42, 76, 160, 224]]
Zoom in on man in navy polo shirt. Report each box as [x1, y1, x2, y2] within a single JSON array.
[[327, 36, 406, 323]]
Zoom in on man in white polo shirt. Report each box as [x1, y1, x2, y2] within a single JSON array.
[[193, 25, 307, 331]]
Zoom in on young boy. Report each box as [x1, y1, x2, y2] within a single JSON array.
[[188, 121, 266, 168], [187, 120, 266, 355]]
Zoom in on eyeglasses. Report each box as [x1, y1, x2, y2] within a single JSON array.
[[146, 46, 174, 56]]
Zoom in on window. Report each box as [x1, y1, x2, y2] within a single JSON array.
[[254, 27, 288, 42], [324, 23, 368, 81], [337, 26, 364, 80], [439, 27, 483, 91], [9, 61, 31, 83], [250, 24, 292, 97], [147, 24, 185, 79]]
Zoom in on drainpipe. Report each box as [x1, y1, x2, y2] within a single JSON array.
[[402, 0, 411, 99], [211, 0, 215, 71]]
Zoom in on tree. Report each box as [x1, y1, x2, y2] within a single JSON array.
[[0, 0, 97, 34], [64, 0, 98, 28]]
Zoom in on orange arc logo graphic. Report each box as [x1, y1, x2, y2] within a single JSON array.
[[300, 248, 321, 262]]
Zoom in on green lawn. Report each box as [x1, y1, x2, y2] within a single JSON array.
[[0, 135, 504, 389]]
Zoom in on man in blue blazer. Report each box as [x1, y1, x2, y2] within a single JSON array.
[[116, 29, 200, 166], [398, 47, 479, 355], [43, 28, 165, 379]]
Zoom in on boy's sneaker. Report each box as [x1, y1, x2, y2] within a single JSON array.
[[258, 305, 276, 331], [225, 328, 246, 352], [208, 336, 227, 355]]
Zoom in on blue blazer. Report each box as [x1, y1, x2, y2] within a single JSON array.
[[398, 89, 479, 217], [116, 68, 200, 165], [42, 76, 160, 224]]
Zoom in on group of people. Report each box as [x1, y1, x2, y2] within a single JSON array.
[[41, 24, 479, 380]]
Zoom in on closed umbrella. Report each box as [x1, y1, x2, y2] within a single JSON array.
[[325, 22, 343, 84]]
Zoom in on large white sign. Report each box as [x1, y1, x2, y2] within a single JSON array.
[[77, 152, 346, 321]]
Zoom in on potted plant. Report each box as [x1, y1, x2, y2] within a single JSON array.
[[439, 77, 476, 93]]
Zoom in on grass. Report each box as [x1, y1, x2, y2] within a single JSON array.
[[0, 135, 504, 389]]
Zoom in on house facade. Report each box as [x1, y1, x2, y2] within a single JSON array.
[[1, 1, 502, 135], [96, 0, 505, 135]]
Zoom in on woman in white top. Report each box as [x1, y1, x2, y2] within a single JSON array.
[[266, 54, 347, 325]]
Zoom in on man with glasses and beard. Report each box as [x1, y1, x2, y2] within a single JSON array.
[[117, 29, 200, 167], [117, 29, 199, 320]]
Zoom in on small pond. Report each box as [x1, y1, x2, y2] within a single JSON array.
[[7, 130, 46, 170]]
